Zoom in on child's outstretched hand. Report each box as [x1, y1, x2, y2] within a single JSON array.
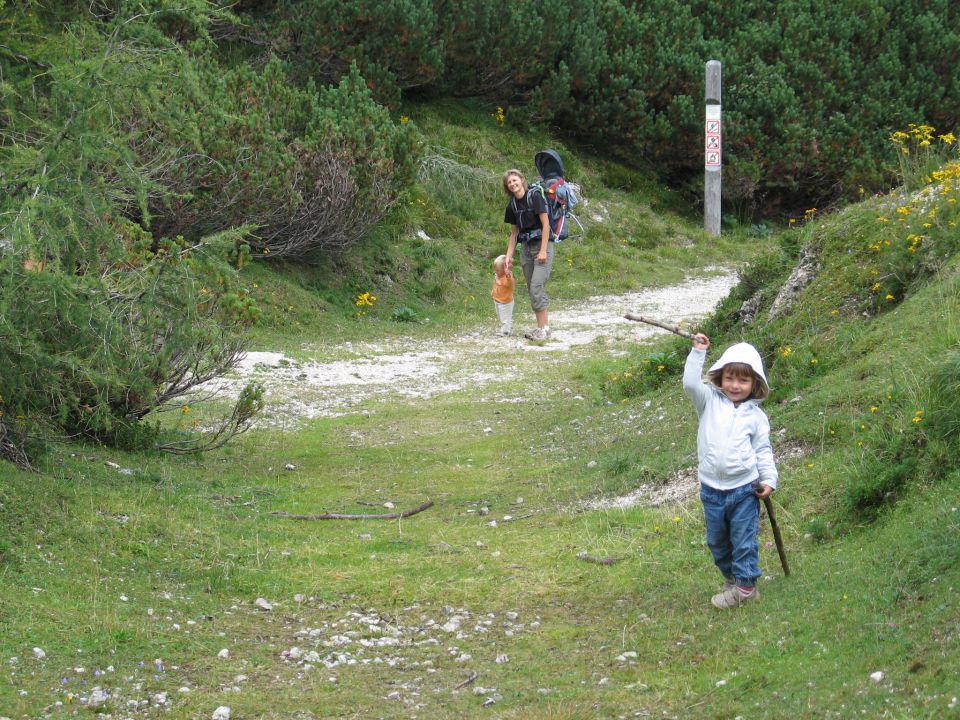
[[693, 333, 710, 351]]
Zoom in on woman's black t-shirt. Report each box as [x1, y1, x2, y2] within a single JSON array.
[[504, 190, 548, 232]]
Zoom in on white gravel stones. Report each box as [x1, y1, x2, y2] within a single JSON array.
[[218, 648, 230, 659], [196, 270, 737, 425], [254, 597, 273, 611], [212, 706, 231, 720], [440, 617, 462, 633], [870, 671, 885, 683], [31, 648, 45, 660]]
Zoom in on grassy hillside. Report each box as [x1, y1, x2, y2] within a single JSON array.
[[1, 102, 958, 719]]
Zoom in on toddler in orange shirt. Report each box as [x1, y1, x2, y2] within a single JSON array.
[[491, 254, 515, 336]]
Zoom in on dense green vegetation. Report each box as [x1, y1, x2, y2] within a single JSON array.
[[239, 0, 960, 211]]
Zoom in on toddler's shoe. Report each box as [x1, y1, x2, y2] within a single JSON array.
[[711, 585, 758, 609]]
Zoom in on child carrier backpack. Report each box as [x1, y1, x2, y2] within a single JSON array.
[[528, 149, 582, 242]]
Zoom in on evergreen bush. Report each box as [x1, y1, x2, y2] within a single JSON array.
[[0, 2, 261, 465], [150, 59, 419, 258]]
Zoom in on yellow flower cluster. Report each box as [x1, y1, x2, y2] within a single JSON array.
[[355, 292, 377, 308], [889, 123, 951, 154], [355, 291, 377, 317]]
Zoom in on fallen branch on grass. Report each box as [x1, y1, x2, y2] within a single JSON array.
[[271, 500, 434, 521], [576, 552, 627, 566], [454, 671, 479, 690]]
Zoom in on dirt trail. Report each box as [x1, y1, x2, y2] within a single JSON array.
[[201, 268, 738, 425]]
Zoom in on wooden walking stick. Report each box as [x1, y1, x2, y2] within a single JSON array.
[[624, 313, 696, 340], [753, 481, 790, 576]]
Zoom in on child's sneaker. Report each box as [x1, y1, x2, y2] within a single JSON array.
[[711, 585, 759, 609], [524, 327, 549, 341]]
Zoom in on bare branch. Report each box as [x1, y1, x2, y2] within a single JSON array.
[[272, 501, 435, 521]]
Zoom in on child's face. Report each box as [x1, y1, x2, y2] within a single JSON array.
[[720, 367, 755, 404]]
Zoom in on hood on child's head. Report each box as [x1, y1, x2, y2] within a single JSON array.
[[708, 342, 770, 399]]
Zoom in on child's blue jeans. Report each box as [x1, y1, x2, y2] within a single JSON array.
[[700, 482, 761, 587]]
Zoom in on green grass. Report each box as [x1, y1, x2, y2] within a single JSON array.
[[2, 100, 960, 718]]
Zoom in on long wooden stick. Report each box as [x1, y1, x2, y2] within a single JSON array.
[[576, 552, 627, 566], [762, 496, 791, 576], [624, 313, 696, 339], [272, 500, 434, 521]]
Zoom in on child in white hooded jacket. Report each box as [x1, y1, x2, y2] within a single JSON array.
[[683, 334, 778, 609]]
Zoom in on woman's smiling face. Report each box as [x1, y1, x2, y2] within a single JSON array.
[[505, 173, 525, 197]]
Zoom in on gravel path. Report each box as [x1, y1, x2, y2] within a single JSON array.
[[200, 268, 738, 424]]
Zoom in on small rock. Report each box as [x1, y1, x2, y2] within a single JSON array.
[[284, 463, 296, 470], [495, 653, 509, 664], [383, 502, 395, 509], [218, 649, 229, 659], [255, 597, 273, 611], [870, 671, 885, 684], [31, 648, 45, 660], [87, 687, 109, 707], [587, 460, 598, 468], [212, 707, 231, 720]]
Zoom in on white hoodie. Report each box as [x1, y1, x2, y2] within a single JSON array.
[[683, 346, 778, 491]]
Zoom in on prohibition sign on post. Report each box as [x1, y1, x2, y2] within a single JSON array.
[[705, 104, 722, 168]]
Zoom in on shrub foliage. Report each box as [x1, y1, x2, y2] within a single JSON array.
[[239, 0, 959, 214]]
